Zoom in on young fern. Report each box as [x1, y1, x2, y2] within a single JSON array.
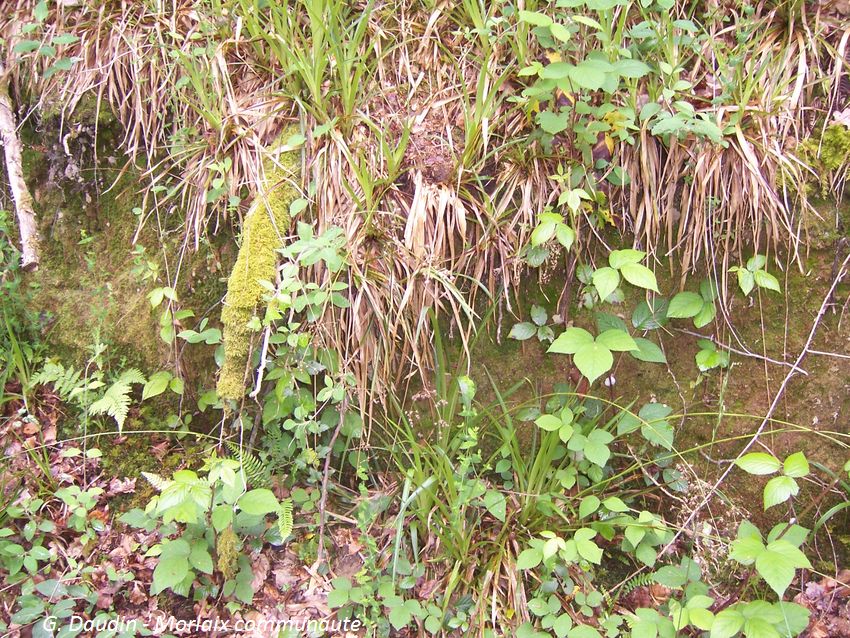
[[225, 441, 271, 489], [141, 471, 170, 491], [277, 498, 293, 540], [88, 368, 146, 432], [31, 362, 85, 401]]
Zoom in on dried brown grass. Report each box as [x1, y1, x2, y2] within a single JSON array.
[[2, 0, 847, 403]]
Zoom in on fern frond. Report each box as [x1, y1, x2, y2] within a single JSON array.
[[225, 441, 270, 489], [89, 381, 132, 431], [32, 362, 85, 401], [142, 471, 170, 491], [277, 498, 293, 540], [118, 368, 146, 386]]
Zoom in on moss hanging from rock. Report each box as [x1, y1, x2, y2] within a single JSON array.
[[819, 123, 850, 171], [217, 130, 300, 402]]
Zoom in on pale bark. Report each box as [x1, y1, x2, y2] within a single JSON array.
[[0, 61, 39, 271]]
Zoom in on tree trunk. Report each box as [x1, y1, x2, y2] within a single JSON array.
[[0, 61, 39, 271]]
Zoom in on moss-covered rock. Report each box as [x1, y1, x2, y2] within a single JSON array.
[[217, 130, 300, 401]]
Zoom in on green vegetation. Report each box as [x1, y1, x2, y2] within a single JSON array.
[[0, 0, 849, 636]]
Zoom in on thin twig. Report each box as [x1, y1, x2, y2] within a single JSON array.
[[674, 328, 808, 375], [316, 396, 348, 567], [807, 349, 850, 360]]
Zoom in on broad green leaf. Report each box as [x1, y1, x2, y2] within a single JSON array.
[[211, 505, 233, 532], [541, 62, 574, 80], [388, 604, 412, 630], [776, 602, 810, 635], [569, 626, 603, 638], [756, 539, 811, 595], [549, 327, 595, 354], [783, 452, 809, 478], [631, 337, 666, 363], [535, 414, 563, 432], [696, 347, 729, 371], [569, 60, 608, 90], [584, 429, 614, 466], [517, 547, 543, 570], [550, 22, 572, 43], [689, 607, 715, 631], [579, 495, 600, 518], [767, 523, 809, 547], [736, 268, 755, 295], [763, 475, 798, 510], [735, 453, 781, 475], [592, 267, 620, 302], [518, 10, 553, 26], [730, 534, 764, 565], [510, 322, 537, 340], [574, 528, 603, 564], [556, 223, 576, 250], [596, 329, 638, 352], [631, 298, 669, 330], [620, 263, 659, 292], [553, 613, 573, 637], [613, 58, 651, 78], [710, 608, 745, 638], [152, 555, 189, 593], [538, 110, 571, 135], [754, 270, 780, 293], [531, 305, 548, 326], [238, 488, 280, 516], [609, 249, 645, 268], [483, 490, 507, 522], [595, 312, 628, 333], [13, 40, 41, 54], [189, 543, 213, 574], [747, 254, 768, 271], [142, 371, 172, 401], [742, 617, 780, 638], [693, 301, 716, 328], [667, 292, 703, 318], [531, 220, 557, 245], [603, 496, 629, 512], [574, 342, 614, 384]]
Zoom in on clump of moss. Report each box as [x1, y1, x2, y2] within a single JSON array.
[[216, 130, 300, 401], [819, 124, 850, 171], [216, 525, 239, 579]]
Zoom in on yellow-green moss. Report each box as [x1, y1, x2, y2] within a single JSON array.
[[216, 129, 300, 401], [819, 124, 850, 171]]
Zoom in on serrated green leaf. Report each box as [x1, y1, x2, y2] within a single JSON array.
[[763, 475, 798, 509], [620, 262, 659, 292], [735, 453, 781, 475], [510, 322, 537, 340], [596, 329, 638, 352], [574, 342, 614, 384], [238, 488, 279, 515], [783, 452, 809, 478], [631, 337, 666, 363], [667, 292, 703, 318], [142, 371, 172, 401], [754, 270, 780, 293], [756, 540, 811, 595], [574, 528, 603, 564], [592, 267, 620, 302], [549, 327, 595, 354]]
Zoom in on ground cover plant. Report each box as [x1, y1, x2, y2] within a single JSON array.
[[0, 0, 849, 636]]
